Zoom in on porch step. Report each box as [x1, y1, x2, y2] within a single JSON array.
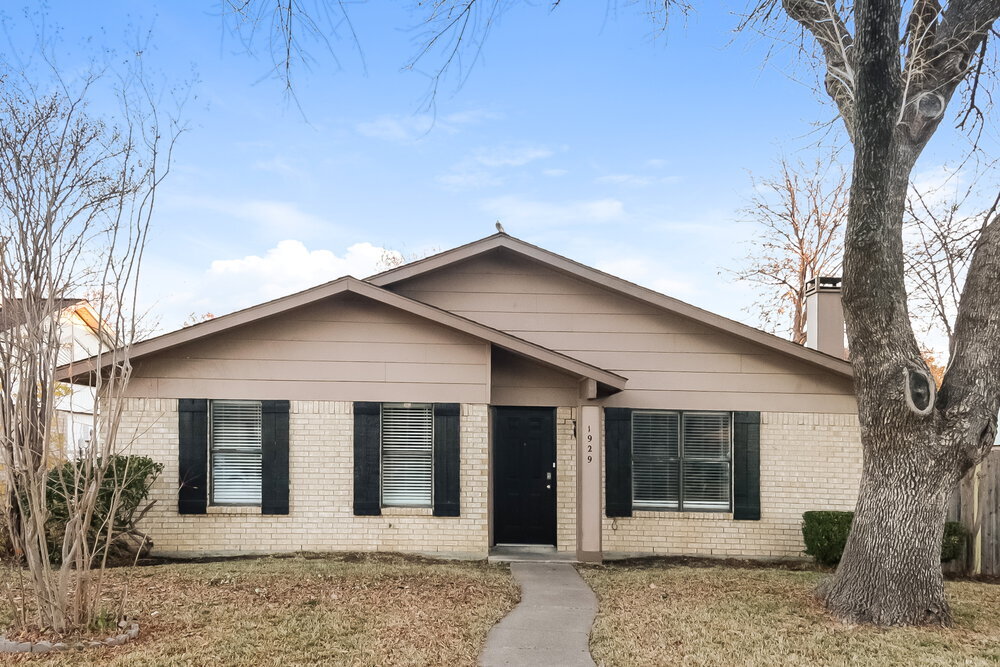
[[488, 545, 578, 564]]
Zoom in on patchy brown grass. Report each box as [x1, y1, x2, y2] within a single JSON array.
[[581, 562, 1000, 666], [2, 553, 518, 666]]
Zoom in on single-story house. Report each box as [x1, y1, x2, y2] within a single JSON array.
[[62, 233, 861, 561]]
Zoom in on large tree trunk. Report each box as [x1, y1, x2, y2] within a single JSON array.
[[818, 0, 956, 624], [823, 437, 959, 624], [807, 0, 1000, 625]]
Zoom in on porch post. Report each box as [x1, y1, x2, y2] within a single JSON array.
[[577, 404, 603, 562]]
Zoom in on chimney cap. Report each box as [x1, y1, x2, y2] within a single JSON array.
[[805, 276, 842, 295]]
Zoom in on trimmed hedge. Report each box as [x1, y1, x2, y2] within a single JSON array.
[[802, 510, 967, 566], [802, 511, 855, 566]]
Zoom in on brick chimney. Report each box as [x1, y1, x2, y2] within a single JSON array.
[[805, 277, 846, 359]]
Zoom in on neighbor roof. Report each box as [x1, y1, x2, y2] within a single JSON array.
[[58, 276, 627, 392], [367, 233, 853, 379], [0, 298, 84, 332]]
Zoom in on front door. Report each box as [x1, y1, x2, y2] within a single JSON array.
[[493, 407, 557, 545]]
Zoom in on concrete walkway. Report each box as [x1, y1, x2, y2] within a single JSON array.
[[479, 562, 598, 667]]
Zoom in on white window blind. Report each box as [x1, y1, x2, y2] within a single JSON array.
[[681, 412, 731, 510], [632, 410, 731, 511], [211, 400, 262, 505], [632, 411, 680, 509], [381, 403, 433, 507]]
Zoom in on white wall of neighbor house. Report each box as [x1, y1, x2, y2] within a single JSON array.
[[601, 411, 862, 559], [118, 399, 491, 558]]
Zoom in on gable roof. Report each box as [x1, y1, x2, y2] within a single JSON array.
[[368, 233, 853, 379], [58, 276, 627, 392]]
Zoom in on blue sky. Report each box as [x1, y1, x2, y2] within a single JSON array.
[[5, 2, 990, 335]]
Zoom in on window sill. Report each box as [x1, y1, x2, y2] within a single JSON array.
[[381, 506, 433, 516], [207, 505, 261, 515]]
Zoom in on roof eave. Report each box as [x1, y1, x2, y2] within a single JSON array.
[[57, 274, 627, 391]]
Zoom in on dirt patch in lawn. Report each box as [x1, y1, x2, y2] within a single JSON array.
[[2, 552, 518, 666], [580, 562, 1000, 666]]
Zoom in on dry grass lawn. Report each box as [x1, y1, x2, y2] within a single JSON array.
[[581, 561, 1000, 666], [1, 553, 518, 666]]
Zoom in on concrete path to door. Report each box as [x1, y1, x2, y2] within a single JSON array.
[[479, 562, 598, 667]]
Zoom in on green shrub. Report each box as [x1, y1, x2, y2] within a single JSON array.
[[941, 521, 967, 563], [802, 511, 969, 566], [802, 511, 855, 566], [40, 455, 163, 566]]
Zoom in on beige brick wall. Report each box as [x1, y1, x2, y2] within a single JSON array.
[[556, 406, 577, 553], [602, 411, 862, 559], [120, 399, 490, 558]]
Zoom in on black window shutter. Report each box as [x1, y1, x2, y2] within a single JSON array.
[[433, 403, 461, 517], [733, 411, 761, 520], [353, 402, 382, 516], [605, 407, 633, 518], [261, 400, 290, 515], [178, 399, 208, 515]]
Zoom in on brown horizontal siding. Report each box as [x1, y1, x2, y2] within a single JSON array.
[[390, 252, 857, 413], [124, 377, 488, 403], [599, 390, 856, 413], [127, 295, 490, 403], [134, 358, 486, 385], [170, 338, 485, 364], [490, 348, 579, 407]]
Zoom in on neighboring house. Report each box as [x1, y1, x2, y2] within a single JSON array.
[[1, 299, 107, 457], [61, 234, 861, 561]]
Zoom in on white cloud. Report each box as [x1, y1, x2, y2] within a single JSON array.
[[473, 145, 553, 167], [482, 195, 626, 228], [356, 109, 501, 143], [595, 173, 681, 187], [165, 241, 399, 323], [645, 158, 669, 168], [437, 170, 504, 189], [543, 168, 568, 177], [596, 256, 697, 297], [911, 165, 965, 208], [251, 156, 298, 175], [168, 196, 339, 239], [437, 143, 554, 191]]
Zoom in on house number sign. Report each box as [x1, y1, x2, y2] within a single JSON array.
[[578, 404, 602, 553]]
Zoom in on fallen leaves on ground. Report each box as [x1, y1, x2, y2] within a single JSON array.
[[581, 562, 1000, 666], [2, 552, 518, 666]]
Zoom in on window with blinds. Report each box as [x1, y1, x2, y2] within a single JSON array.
[[632, 410, 731, 511], [381, 403, 433, 507], [210, 400, 263, 505]]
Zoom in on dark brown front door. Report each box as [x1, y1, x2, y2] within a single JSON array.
[[493, 407, 557, 545]]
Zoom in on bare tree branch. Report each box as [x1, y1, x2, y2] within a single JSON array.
[[731, 154, 848, 343], [781, 0, 857, 137]]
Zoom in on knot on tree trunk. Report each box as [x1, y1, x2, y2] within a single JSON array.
[[904, 365, 936, 416]]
